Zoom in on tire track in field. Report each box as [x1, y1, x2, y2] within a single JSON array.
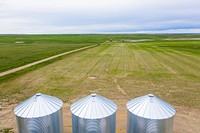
[[117, 43, 126, 71], [163, 53, 200, 78], [132, 44, 156, 89], [154, 52, 187, 79], [49, 50, 95, 78], [85, 45, 113, 75], [90, 52, 113, 76], [92, 44, 119, 75], [61, 45, 108, 79], [71, 51, 101, 76], [153, 47, 200, 78], [70, 44, 115, 80], [46, 45, 112, 90], [167, 52, 200, 71], [75, 44, 119, 94], [69, 46, 110, 80], [113, 78, 127, 96], [71, 44, 119, 93], [142, 50, 168, 72], [127, 43, 142, 71], [46, 49, 97, 81], [108, 44, 123, 73], [152, 46, 185, 78], [146, 46, 186, 78], [166, 49, 200, 69], [125, 44, 136, 71], [142, 47, 182, 78], [115, 45, 123, 71], [172, 50, 200, 62], [153, 46, 200, 70], [119, 43, 137, 72], [93, 44, 120, 75], [152, 52, 182, 78], [133, 45, 152, 73], [103, 45, 120, 74], [42, 45, 107, 86]]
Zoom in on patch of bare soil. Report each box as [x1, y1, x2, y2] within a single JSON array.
[[0, 104, 17, 132], [88, 76, 98, 80], [0, 103, 199, 133], [173, 106, 200, 133], [15, 41, 24, 44]]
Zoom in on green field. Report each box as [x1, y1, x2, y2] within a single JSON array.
[[0, 37, 199, 108], [1, 34, 200, 73], [0, 35, 100, 73], [0, 34, 200, 132]]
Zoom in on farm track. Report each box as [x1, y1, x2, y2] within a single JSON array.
[[0, 44, 97, 78]]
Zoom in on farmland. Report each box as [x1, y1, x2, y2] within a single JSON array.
[[0, 35, 102, 73], [1, 34, 199, 73], [0, 34, 200, 132]]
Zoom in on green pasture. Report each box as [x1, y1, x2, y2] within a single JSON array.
[[1, 34, 199, 73], [0, 35, 98, 73], [0, 36, 199, 109]]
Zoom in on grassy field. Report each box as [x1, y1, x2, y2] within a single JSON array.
[[0, 34, 200, 132], [0, 39, 199, 107], [0, 35, 101, 73], [1, 34, 199, 73]]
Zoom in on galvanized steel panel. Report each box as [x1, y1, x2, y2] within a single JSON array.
[[127, 94, 175, 133], [16, 110, 63, 133], [71, 94, 117, 133], [127, 110, 174, 133], [127, 94, 175, 119], [72, 113, 116, 133], [14, 93, 63, 118], [71, 93, 117, 119], [14, 93, 63, 133]]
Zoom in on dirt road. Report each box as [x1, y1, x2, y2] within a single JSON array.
[[0, 44, 97, 77]]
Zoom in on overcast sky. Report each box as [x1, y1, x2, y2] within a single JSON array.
[[0, 0, 200, 34]]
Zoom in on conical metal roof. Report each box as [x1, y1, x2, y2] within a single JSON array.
[[127, 94, 175, 119], [14, 93, 63, 118], [70, 94, 117, 119]]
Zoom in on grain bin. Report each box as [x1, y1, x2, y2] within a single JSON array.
[[14, 93, 63, 133], [127, 94, 176, 133], [70, 93, 117, 133]]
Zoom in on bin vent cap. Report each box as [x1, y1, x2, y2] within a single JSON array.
[[14, 93, 63, 118], [127, 94, 176, 119], [91, 93, 96, 97], [70, 94, 117, 119]]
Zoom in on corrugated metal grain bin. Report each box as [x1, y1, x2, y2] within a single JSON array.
[[127, 94, 176, 133], [14, 93, 63, 133], [70, 93, 117, 133]]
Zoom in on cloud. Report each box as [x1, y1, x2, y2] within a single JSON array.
[[0, 0, 200, 33]]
